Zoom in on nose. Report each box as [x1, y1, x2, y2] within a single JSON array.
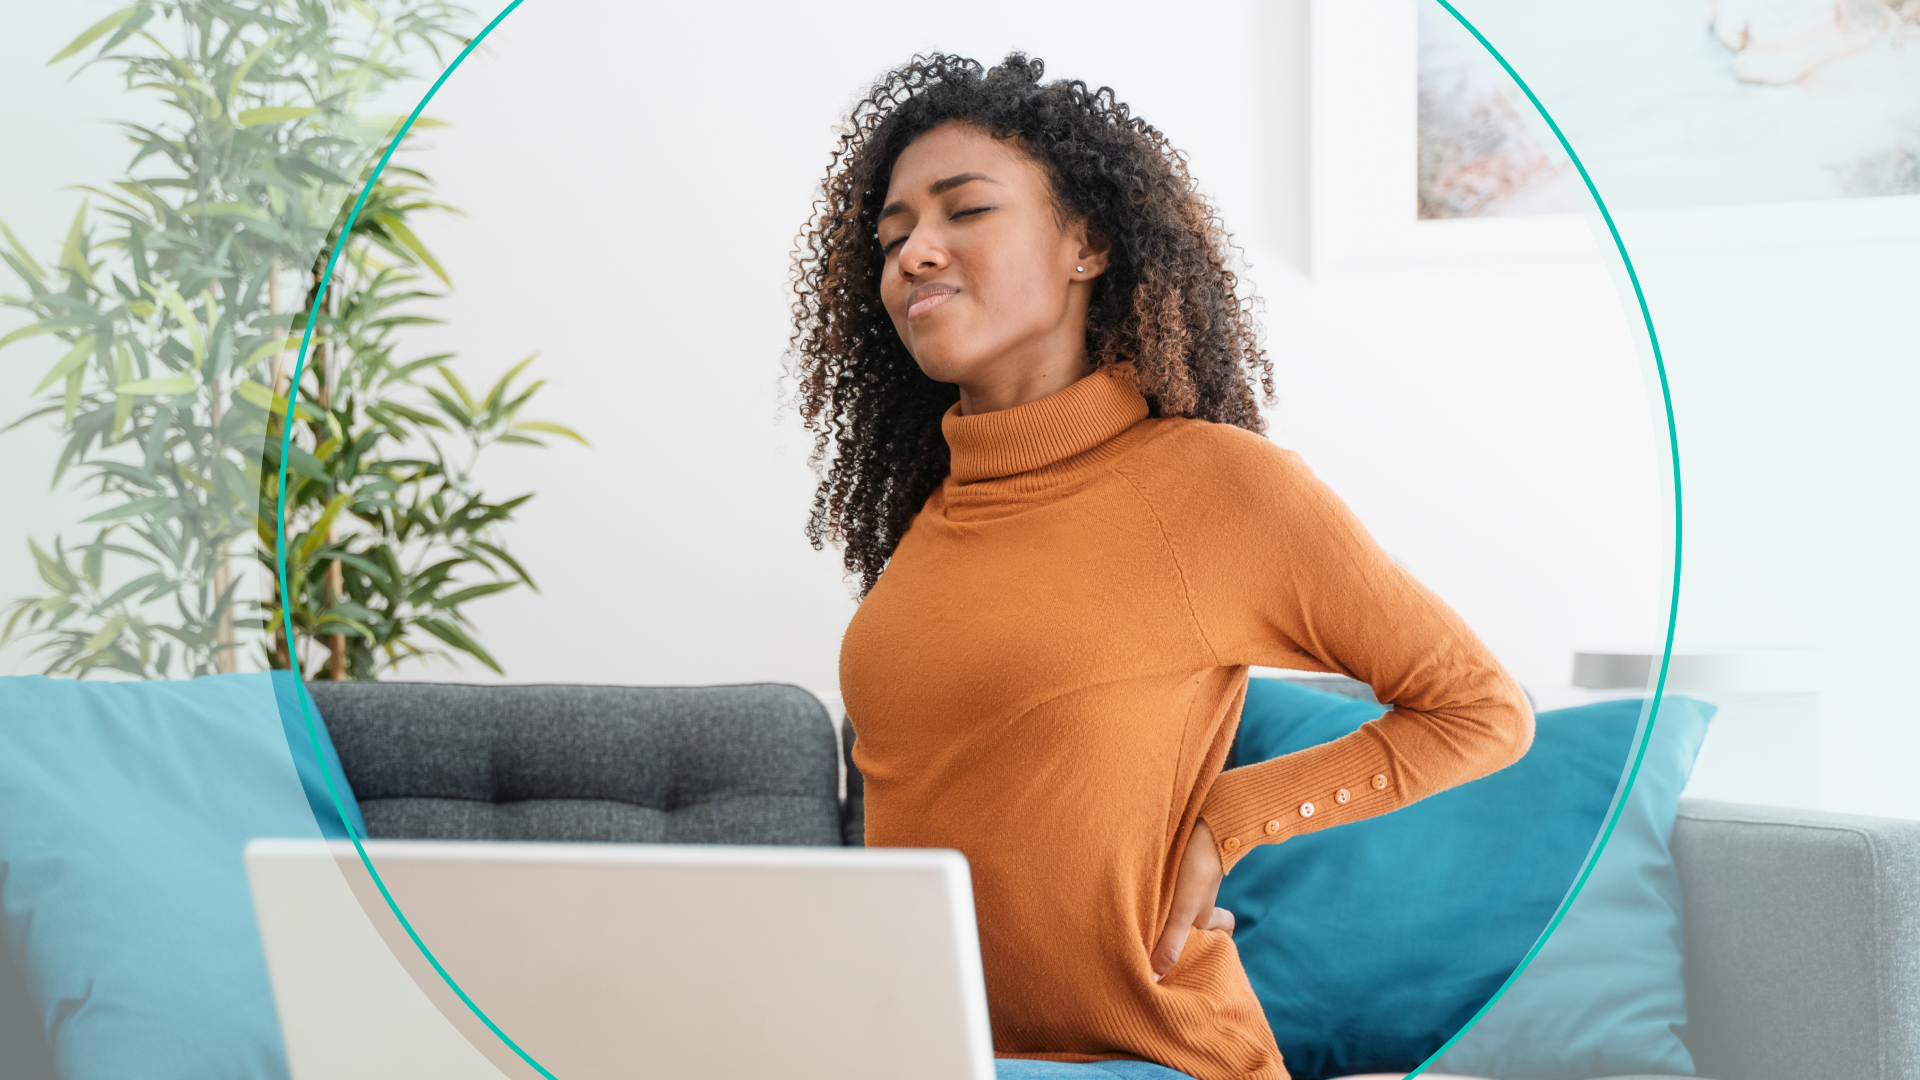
[[898, 225, 948, 276]]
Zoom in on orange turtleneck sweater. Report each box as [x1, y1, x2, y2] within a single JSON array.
[[838, 365, 1535, 1080]]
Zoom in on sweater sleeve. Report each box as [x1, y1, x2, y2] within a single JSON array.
[[1124, 425, 1535, 874]]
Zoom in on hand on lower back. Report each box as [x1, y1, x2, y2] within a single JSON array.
[[1151, 818, 1233, 980]]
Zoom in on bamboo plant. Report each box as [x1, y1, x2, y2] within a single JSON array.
[[0, 0, 583, 680]]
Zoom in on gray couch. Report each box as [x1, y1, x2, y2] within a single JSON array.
[[2, 680, 1915, 1080]]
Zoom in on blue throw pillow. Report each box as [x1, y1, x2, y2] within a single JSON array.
[[1215, 678, 1712, 1080], [0, 671, 367, 1080], [1433, 692, 1710, 1080]]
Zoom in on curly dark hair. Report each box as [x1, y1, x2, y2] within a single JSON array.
[[788, 51, 1273, 596]]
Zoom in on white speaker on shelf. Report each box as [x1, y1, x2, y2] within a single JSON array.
[[1569, 648, 1823, 810]]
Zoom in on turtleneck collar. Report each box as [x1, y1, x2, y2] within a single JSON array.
[[941, 364, 1151, 485]]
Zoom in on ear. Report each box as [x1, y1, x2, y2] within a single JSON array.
[[1071, 220, 1112, 279]]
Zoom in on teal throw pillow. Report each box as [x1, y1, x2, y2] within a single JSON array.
[[1215, 678, 1712, 1080], [0, 671, 366, 1080]]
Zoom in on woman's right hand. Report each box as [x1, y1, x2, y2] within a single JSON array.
[[1151, 818, 1234, 981]]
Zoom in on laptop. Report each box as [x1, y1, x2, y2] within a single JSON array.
[[244, 838, 996, 1080]]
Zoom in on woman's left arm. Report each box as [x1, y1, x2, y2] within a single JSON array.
[[1134, 427, 1536, 879]]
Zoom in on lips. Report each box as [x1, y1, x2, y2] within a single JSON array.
[[907, 284, 957, 319]]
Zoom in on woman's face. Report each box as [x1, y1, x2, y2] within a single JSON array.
[[877, 121, 1108, 409]]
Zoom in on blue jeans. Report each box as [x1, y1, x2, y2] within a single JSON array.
[[995, 1059, 1197, 1079]]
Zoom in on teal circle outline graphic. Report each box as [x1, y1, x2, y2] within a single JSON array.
[[1407, 1, 1684, 1074], [272, 1, 553, 1076], [270, 3, 1684, 1076]]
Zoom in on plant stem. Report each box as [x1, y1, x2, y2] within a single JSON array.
[[317, 269, 346, 680]]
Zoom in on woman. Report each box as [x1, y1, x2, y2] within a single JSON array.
[[788, 53, 1534, 1080]]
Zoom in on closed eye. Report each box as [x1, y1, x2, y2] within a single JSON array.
[[879, 206, 995, 256]]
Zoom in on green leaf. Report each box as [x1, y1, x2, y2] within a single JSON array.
[[510, 420, 589, 446], [365, 113, 451, 132], [466, 540, 536, 589], [423, 385, 473, 428], [172, 463, 209, 496], [115, 376, 195, 396], [112, 181, 171, 223], [2, 602, 35, 647], [366, 400, 445, 430], [110, 344, 133, 438], [81, 494, 177, 523], [313, 613, 378, 643], [312, 491, 351, 540], [63, 366, 82, 425], [334, 553, 393, 588], [482, 353, 537, 417], [242, 334, 324, 369], [48, 7, 135, 64], [276, 157, 353, 188], [234, 378, 315, 418], [236, 106, 319, 127], [60, 202, 100, 292], [33, 334, 96, 395], [66, 184, 145, 216], [495, 377, 548, 423], [370, 212, 449, 287], [434, 580, 519, 608], [225, 29, 289, 103], [416, 617, 502, 674], [189, 201, 269, 221], [0, 323, 56, 353], [327, 601, 382, 625], [29, 539, 74, 593], [384, 352, 454, 384], [437, 367, 477, 412], [84, 616, 129, 652], [142, 279, 204, 364], [98, 572, 170, 609], [295, 493, 352, 565], [0, 215, 48, 282], [96, 4, 153, 57], [286, 445, 330, 484], [196, 285, 221, 362]]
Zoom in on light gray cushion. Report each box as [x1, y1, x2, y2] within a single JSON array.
[[1675, 798, 1920, 1080], [309, 681, 842, 846]]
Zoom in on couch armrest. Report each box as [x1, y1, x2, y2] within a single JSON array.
[[1674, 798, 1920, 1080]]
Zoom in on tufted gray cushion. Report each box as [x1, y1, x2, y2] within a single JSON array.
[[307, 681, 844, 846]]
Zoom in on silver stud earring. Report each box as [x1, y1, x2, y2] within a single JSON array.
[[1076, 265, 1084, 273]]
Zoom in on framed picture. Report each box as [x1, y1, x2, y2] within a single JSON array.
[[1308, 0, 1920, 273]]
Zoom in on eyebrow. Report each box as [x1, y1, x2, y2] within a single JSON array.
[[878, 172, 999, 222]]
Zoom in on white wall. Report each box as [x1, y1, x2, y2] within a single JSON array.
[[1444, 0, 1920, 817], [1623, 214, 1920, 819], [5, 0, 1913, 817], [363, 0, 1668, 717]]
